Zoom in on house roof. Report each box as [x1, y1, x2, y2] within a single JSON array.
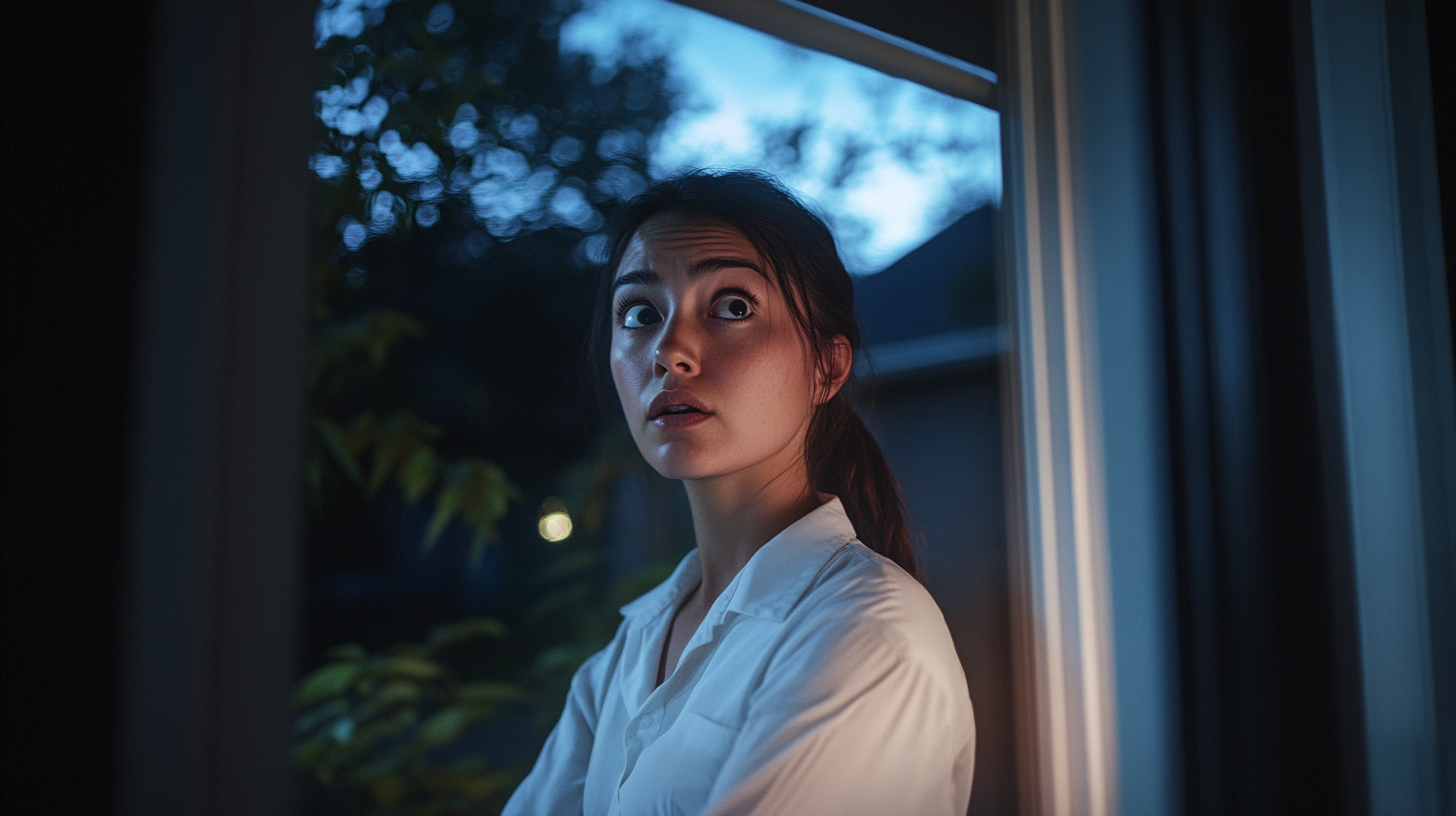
[[852, 204, 996, 348]]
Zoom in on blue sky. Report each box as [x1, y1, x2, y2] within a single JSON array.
[[559, 0, 1000, 273]]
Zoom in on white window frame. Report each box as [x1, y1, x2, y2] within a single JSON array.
[[996, 1, 1171, 814], [674, 0, 996, 107]]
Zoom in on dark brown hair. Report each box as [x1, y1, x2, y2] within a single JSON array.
[[592, 170, 918, 576]]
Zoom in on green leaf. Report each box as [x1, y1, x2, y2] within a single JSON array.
[[399, 445, 437, 504], [315, 418, 363, 485], [370, 315, 424, 366], [364, 448, 394, 498], [381, 655, 444, 681], [296, 698, 349, 736], [422, 481, 462, 551], [426, 617, 507, 651], [365, 412, 441, 498], [371, 679, 422, 707], [347, 753, 405, 785], [418, 457, 520, 553], [457, 681, 531, 708], [351, 708, 417, 746], [417, 706, 469, 749], [297, 661, 364, 708], [461, 459, 521, 542]]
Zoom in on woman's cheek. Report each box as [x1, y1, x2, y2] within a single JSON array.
[[609, 344, 643, 420]]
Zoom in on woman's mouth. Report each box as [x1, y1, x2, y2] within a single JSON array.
[[651, 406, 712, 430], [647, 391, 713, 429]]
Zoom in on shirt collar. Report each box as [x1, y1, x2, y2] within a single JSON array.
[[617, 495, 859, 626], [618, 546, 702, 625]]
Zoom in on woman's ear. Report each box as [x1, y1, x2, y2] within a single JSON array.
[[820, 335, 853, 403]]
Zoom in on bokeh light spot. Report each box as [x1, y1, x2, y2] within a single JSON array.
[[539, 511, 573, 542]]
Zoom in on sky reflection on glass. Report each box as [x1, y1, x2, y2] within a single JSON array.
[[559, 0, 1000, 273]]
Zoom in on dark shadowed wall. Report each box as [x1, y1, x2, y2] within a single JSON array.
[[2, 4, 153, 813]]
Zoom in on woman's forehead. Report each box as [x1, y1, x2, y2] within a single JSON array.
[[620, 213, 765, 271]]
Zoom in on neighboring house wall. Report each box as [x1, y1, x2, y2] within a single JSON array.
[[860, 358, 1014, 816]]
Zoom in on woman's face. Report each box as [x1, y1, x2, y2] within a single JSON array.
[[609, 212, 822, 482]]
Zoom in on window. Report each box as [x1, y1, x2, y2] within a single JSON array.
[[295, 0, 1006, 813]]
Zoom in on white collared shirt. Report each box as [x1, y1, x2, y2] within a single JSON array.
[[503, 496, 975, 816]]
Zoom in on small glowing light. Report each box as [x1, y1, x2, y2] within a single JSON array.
[[539, 511, 573, 542]]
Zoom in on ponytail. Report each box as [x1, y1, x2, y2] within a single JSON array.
[[600, 170, 919, 577], [807, 394, 919, 577]]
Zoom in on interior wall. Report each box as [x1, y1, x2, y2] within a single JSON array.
[[1, 4, 154, 813]]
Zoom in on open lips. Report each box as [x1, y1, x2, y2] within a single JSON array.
[[647, 391, 713, 427]]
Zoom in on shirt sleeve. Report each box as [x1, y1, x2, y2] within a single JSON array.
[[501, 650, 605, 816], [701, 616, 975, 816]]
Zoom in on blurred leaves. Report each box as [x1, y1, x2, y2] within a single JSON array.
[[293, 534, 676, 812], [294, 618, 523, 814], [312, 309, 427, 393], [304, 0, 673, 565], [311, 407, 519, 555], [424, 459, 520, 563], [309, 0, 668, 285], [299, 0, 684, 812]]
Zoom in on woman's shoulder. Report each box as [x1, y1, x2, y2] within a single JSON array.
[[804, 538, 938, 615], [785, 540, 964, 684]]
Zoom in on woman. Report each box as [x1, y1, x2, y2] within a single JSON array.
[[504, 171, 974, 816]]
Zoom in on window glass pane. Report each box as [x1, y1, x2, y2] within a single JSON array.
[[298, 1, 1004, 812]]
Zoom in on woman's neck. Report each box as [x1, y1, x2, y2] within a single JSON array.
[[682, 449, 822, 605]]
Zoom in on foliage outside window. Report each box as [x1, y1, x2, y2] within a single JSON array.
[[298, 1, 679, 812]]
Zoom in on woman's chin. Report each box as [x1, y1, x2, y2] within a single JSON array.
[[646, 454, 718, 482], [642, 442, 742, 482], [639, 430, 804, 484]]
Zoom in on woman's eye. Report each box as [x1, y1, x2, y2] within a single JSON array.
[[712, 296, 753, 320], [621, 303, 662, 328]]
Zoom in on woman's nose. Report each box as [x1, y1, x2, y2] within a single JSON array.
[[653, 317, 698, 378]]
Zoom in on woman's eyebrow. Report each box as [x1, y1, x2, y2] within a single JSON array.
[[692, 256, 767, 279], [611, 270, 659, 292], [611, 256, 767, 293]]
